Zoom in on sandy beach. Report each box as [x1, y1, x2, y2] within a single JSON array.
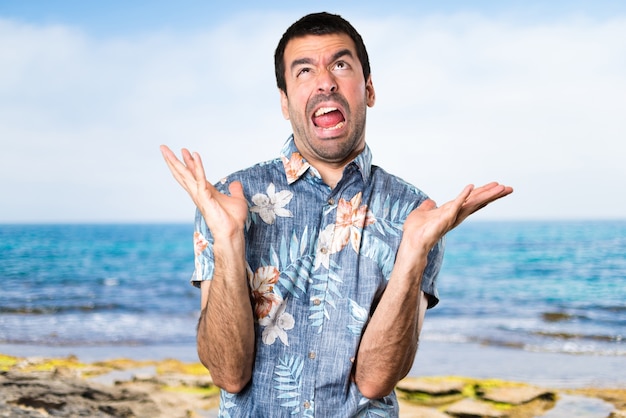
[[1, 341, 625, 417]]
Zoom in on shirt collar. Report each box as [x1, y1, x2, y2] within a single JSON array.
[[280, 135, 372, 185]]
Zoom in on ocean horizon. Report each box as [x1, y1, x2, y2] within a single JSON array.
[[1, 220, 625, 387]]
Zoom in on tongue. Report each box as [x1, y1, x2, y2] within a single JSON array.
[[313, 110, 344, 129]]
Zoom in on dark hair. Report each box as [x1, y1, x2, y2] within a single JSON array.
[[274, 12, 371, 94]]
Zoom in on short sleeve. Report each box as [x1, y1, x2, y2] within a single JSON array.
[[421, 236, 445, 308], [190, 207, 215, 288]]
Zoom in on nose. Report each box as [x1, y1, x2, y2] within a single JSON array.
[[317, 69, 337, 93]]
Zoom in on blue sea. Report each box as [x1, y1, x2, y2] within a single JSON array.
[[1, 221, 625, 386]]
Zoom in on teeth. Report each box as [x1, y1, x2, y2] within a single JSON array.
[[314, 107, 338, 117], [322, 121, 345, 131]]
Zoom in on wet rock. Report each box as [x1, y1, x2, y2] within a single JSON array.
[[399, 403, 451, 417], [479, 385, 555, 405], [445, 398, 506, 418], [398, 377, 465, 395]]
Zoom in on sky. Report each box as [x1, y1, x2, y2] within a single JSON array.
[[1, 0, 625, 223]]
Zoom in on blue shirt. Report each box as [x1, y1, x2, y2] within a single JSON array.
[[192, 136, 444, 417]]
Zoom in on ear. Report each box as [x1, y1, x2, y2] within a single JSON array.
[[365, 75, 376, 108], [279, 89, 290, 120]]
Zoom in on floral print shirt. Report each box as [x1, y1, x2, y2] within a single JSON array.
[[192, 136, 444, 417]]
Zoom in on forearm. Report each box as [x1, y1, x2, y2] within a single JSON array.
[[197, 236, 255, 393], [354, 250, 429, 399], [354, 182, 513, 398]]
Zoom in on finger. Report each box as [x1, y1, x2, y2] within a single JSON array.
[[160, 145, 182, 170], [474, 182, 513, 198], [456, 184, 474, 204], [191, 152, 208, 189], [471, 183, 512, 205], [160, 147, 211, 199], [500, 185, 514, 196], [228, 181, 245, 199], [181, 148, 196, 172], [159, 144, 173, 159], [176, 149, 206, 189], [436, 184, 473, 223], [160, 145, 190, 185], [476, 182, 500, 192], [417, 198, 437, 211], [462, 183, 513, 217], [471, 184, 503, 201]]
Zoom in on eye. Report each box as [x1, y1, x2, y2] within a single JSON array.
[[334, 61, 349, 71], [296, 67, 312, 78]]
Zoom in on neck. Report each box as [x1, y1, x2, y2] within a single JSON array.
[[314, 164, 344, 189]]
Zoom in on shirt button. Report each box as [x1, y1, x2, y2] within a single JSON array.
[[308, 351, 316, 359], [303, 401, 311, 409], [320, 247, 328, 254], [328, 198, 335, 205], [312, 298, 321, 306]]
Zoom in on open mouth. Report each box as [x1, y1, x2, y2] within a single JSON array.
[[312, 107, 346, 131]]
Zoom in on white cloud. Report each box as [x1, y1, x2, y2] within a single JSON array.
[[0, 12, 624, 222], [363, 14, 626, 219], [0, 15, 288, 222]]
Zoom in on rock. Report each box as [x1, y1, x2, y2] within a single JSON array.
[[398, 377, 465, 395], [399, 402, 451, 417], [609, 410, 626, 418], [479, 386, 555, 405], [445, 398, 506, 418], [132, 371, 157, 382], [0, 370, 161, 417], [151, 373, 214, 388]]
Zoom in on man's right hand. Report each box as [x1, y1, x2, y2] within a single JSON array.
[[160, 145, 248, 239], [161, 145, 254, 391]]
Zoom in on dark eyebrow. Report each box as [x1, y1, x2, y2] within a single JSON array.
[[290, 49, 355, 72], [290, 57, 314, 71], [330, 49, 354, 63]]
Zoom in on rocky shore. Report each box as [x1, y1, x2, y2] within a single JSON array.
[[1, 353, 625, 418]]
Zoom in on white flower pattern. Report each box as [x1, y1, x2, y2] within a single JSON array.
[[314, 224, 336, 270], [250, 183, 294, 224], [259, 298, 295, 346]]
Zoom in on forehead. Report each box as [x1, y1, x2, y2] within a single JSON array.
[[283, 33, 358, 64]]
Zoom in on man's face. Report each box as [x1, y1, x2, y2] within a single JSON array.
[[280, 33, 376, 169]]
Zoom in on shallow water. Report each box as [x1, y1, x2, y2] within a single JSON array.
[[538, 394, 615, 418]]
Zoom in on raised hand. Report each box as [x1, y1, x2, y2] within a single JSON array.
[[402, 182, 513, 254], [160, 145, 249, 239], [451, 182, 513, 229]]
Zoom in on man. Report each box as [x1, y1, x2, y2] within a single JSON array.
[[161, 12, 512, 417]]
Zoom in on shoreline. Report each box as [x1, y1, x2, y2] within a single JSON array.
[[413, 341, 626, 389], [2, 340, 625, 389]]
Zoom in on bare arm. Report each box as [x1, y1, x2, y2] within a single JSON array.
[[160, 145, 254, 393], [196, 234, 253, 393], [354, 182, 513, 398]]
